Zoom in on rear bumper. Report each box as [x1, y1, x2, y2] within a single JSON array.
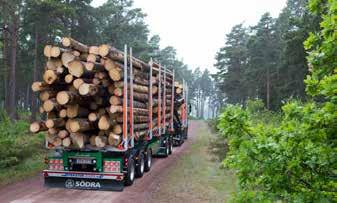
[[43, 170, 125, 191]]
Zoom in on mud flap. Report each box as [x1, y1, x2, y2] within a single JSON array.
[[45, 177, 124, 191]]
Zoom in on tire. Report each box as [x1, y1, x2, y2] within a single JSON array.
[[124, 158, 135, 186], [135, 153, 145, 178], [168, 139, 173, 154], [144, 148, 152, 172], [163, 141, 169, 157]]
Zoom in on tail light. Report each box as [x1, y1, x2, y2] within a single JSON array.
[[103, 160, 120, 173], [48, 159, 64, 171]]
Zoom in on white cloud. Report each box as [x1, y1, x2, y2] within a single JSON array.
[[92, 0, 287, 72]]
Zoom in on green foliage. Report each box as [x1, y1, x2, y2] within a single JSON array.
[[0, 112, 44, 169], [217, 101, 336, 202]]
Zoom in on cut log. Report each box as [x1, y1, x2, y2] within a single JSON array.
[[98, 115, 116, 130], [39, 90, 57, 101], [108, 68, 122, 81], [46, 118, 65, 128], [113, 87, 123, 97], [58, 130, 69, 139], [56, 91, 80, 105], [113, 124, 122, 134], [70, 133, 86, 149], [109, 105, 123, 114], [88, 109, 106, 122], [68, 60, 85, 77], [62, 137, 71, 147], [46, 59, 62, 70], [62, 37, 89, 53], [87, 53, 99, 63], [117, 115, 147, 123], [108, 133, 122, 146], [46, 134, 62, 148], [66, 104, 89, 118], [59, 109, 67, 118], [79, 83, 99, 96], [95, 71, 108, 80], [65, 74, 74, 83], [48, 128, 58, 135], [30, 121, 47, 133], [89, 46, 99, 55], [61, 52, 76, 67], [114, 81, 151, 94], [85, 62, 105, 72], [102, 58, 119, 71], [43, 99, 61, 112], [43, 70, 59, 85], [43, 45, 52, 58], [50, 46, 62, 58], [69, 119, 93, 133], [96, 135, 107, 148]]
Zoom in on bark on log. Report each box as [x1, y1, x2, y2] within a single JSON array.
[[66, 104, 90, 118], [46, 118, 65, 128], [79, 83, 99, 96], [30, 121, 47, 133], [69, 119, 93, 133], [108, 133, 122, 146], [113, 124, 122, 134], [62, 37, 89, 53], [56, 91, 80, 105], [70, 133, 86, 149], [98, 115, 116, 130], [39, 90, 57, 101], [43, 98, 61, 112], [89, 46, 99, 55]]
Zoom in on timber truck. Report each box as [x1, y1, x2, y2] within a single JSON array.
[[42, 45, 189, 191]]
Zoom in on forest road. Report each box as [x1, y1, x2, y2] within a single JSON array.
[[0, 121, 200, 203]]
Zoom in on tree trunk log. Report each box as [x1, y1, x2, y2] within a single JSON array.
[[62, 37, 89, 53]]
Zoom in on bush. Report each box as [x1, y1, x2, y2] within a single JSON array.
[[0, 111, 44, 169], [217, 101, 336, 202]]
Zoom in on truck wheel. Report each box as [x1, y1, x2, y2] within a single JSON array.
[[164, 142, 169, 157], [144, 149, 152, 172], [135, 153, 145, 178], [168, 140, 173, 154], [124, 158, 135, 186]]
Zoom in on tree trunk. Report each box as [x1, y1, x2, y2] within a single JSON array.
[[8, 13, 18, 120], [266, 66, 270, 110]]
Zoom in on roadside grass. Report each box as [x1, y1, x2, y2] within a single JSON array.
[[0, 152, 45, 186], [0, 111, 47, 186], [151, 121, 237, 202]]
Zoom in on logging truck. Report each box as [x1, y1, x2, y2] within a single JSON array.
[[30, 38, 189, 191]]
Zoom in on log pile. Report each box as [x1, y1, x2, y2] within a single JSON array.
[[173, 81, 185, 126], [30, 37, 172, 150]]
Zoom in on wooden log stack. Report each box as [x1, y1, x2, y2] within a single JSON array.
[[30, 37, 171, 150]]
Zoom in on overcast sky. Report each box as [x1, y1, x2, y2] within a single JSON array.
[[92, 0, 287, 72]]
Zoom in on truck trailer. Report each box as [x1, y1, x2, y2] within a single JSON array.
[[32, 42, 189, 191]]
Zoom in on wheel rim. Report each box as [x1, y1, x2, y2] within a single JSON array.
[[130, 162, 135, 181], [140, 158, 144, 173], [170, 143, 173, 152], [166, 146, 169, 155], [148, 153, 152, 167]]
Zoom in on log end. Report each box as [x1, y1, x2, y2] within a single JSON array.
[[56, 91, 70, 105], [98, 44, 110, 57]]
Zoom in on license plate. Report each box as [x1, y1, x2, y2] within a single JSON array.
[[74, 158, 93, 164]]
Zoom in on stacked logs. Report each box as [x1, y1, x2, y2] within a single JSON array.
[[173, 81, 185, 125], [30, 37, 168, 149]]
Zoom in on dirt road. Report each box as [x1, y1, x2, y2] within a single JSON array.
[[0, 121, 200, 203]]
